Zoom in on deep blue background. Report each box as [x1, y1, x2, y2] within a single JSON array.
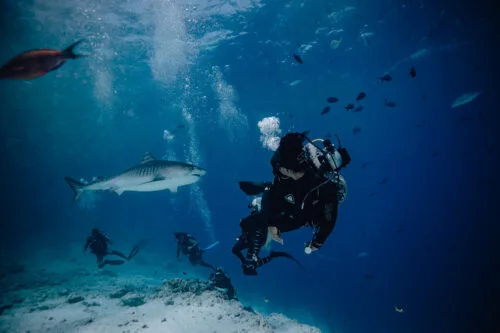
[[1, 0, 499, 332]]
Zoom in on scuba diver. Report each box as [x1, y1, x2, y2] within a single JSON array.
[[84, 228, 141, 269], [232, 197, 305, 275], [209, 267, 237, 300], [174, 232, 218, 272], [237, 131, 350, 273]]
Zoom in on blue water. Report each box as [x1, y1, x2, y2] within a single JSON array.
[[1, 0, 498, 332]]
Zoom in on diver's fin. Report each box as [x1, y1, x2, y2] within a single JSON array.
[[64, 177, 85, 202], [238, 181, 272, 195], [201, 241, 220, 251], [63, 40, 87, 59], [270, 251, 305, 271], [128, 239, 148, 260]]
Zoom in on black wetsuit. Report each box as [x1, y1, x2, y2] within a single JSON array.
[[232, 211, 275, 275], [210, 269, 236, 300], [234, 170, 339, 274], [176, 233, 216, 271], [84, 230, 139, 269], [263, 170, 339, 248]]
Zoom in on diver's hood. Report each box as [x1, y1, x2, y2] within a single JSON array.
[[272, 132, 309, 172]]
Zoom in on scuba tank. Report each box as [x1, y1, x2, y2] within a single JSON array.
[[302, 135, 350, 204]]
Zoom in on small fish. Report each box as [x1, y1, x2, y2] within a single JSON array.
[[0, 40, 88, 80], [352, 126, 361, 135], [360, 162, 369, 168], [330, 38, 342, 49], [384, 99, 396, 107], [394, 306, 404, 313], [327, 97, 339, 103], [379, 178, 388, 185], [353, 105, 364, 112], [345, 104, 355, 111], [321, 106, 331, 115], [380, 74, 392, 82], [264, 298, 269, 303], [410, 66, 416, 78], [356, 92, 366, 101], [293, 53, 303, 64], [451, 91, 482, 108], [289, 80, 302, 86], [325, 132, 332, 138], [363, 273, 374, 280]]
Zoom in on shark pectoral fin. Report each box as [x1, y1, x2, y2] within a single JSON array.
[[114, 188, 125, 196], [152, 175, 166, 182], [168, 186, 178, 193]]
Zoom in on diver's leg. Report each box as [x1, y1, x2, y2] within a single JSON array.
[[101, 259, 126, 267], [96, 254, 104, 268], [245, 226, 267, 262], [127, 245, 140, 260], [231, 236, 248, 263], [108, 250, 128, 260], [199, 261, 217, 271], [241, 226, 268, 275]]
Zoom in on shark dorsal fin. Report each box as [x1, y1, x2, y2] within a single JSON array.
[[141, 152, 156, 164]]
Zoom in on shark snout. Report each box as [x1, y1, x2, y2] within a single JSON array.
[[192, 167, 206, 177]]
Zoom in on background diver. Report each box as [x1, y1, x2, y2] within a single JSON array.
[[237, 131, 350, 272], [84, 228, 141, 269], [232, 198, 304, 275], [174, 232, 219, 272], [209, 267, 237, 300]]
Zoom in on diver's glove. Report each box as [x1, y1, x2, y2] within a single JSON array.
[[304, 241, 321, 255]]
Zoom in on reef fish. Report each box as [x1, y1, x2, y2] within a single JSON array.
[[0, 40, 87, 80], [451, 91, 482, 108]]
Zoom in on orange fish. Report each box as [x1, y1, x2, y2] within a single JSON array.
[[0, 40, 87, 80]]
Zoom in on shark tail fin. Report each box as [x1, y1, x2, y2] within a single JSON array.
[[64, 177, 85, 202], [270, 251, 306, 271], [201, 241, 219, 252]]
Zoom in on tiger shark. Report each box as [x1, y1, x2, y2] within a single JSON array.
[[64, 152, 206, 201]]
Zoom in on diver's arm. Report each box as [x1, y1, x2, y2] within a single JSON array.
[[83, 238, 90, 252], [310, 184, 339, 249], [187, 239, 198, 251]]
